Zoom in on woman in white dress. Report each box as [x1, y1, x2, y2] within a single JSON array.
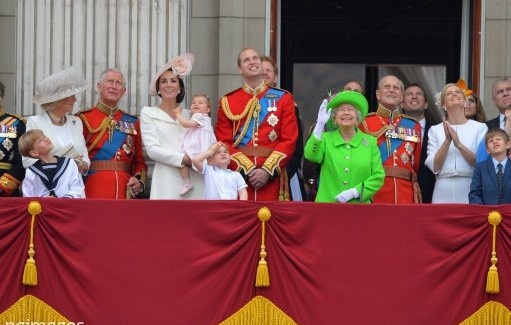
[[140, 53, 205, 199], [425, 83, 487, 203], [23, 66, 90, 175]]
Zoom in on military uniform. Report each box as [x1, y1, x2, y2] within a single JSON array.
[[359, 105, 422, 203], [0, 108, 25, 196], [214, 83, 298, 201], [77, 102, 147, 199]]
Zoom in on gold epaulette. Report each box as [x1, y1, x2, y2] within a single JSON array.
[[231, 152, 256, 174]]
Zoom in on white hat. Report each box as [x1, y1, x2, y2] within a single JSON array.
[[148, 53, 195, 96], [33, 66, 88, 105]]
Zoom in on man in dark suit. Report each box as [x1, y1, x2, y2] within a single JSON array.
[[401, 83, 435, 203], [485, 77, 511, 130], [469, 128, 511, 205]]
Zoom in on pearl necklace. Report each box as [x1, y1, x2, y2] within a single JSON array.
[[47, 111, 66, 125]]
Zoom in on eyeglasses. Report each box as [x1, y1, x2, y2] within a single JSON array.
[[338, 107, 355, 113]]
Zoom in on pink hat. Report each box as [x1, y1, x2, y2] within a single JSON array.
[[148, 53, 195, 96]]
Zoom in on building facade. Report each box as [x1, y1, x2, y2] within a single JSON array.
[[0, 0, 510, 120]]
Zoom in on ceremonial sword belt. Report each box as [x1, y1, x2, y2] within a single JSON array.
[[383, 166, 417, 181], [90, 160, 133, 173]]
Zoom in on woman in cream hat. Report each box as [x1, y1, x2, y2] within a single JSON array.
[[304, 91, 384, 203], [23, 66, 90, 174], [140, 53, 206, 199]]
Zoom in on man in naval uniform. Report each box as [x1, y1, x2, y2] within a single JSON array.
[[214, 48, 298, 201], [0, 81, 26, 196], [359, 75, 422, 203]]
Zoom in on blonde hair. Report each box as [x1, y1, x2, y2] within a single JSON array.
[[436, 83, 464, 109], [191, 94, 211, 108], [19, 129, 45, 157]]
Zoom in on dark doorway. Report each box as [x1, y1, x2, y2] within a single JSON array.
[[280, 0, 464, 129]]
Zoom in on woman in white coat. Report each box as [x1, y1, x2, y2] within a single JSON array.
[[24, 66, 90, 175], [425, 83, 487, 203], [141, 53, 205, 199]]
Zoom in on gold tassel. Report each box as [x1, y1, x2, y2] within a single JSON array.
[[256, 207, 272, 287], [23, 201, 42, 286], [486, 211, 502, 294]]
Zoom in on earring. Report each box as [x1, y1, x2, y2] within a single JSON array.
[[157, 91, 161, 95], [178, 90, 181, 94]]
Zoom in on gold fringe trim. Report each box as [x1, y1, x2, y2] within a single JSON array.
[[255, 207, 271, 287], [278, 170, 290, 201], [221, 96, 261, 148], [458, 301, 511, 325], [217, 295, 297, 325], [23, 201, 42, 286], [486, 211, 502, 294], [0, 295, 70, 323]]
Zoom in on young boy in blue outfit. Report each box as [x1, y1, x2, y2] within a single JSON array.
[[469, 128, 511, 204]]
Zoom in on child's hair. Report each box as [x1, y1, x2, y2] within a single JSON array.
[[19, 129, 45, 157], [192, 94, 211, 108], [485, 127, 510, 146]]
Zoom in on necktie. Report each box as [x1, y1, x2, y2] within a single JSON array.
[[497, 163, 504, 193]]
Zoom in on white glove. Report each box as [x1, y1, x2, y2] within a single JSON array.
[[312, 99, 330, 139], [335, 188, 359, 203]]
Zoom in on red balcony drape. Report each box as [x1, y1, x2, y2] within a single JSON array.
[[1, 198, 510, 325]]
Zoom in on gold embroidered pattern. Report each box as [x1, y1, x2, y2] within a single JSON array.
[[231, 152, 255, 174], [262, 151, 286, 175], [221, 97, 261, 148]]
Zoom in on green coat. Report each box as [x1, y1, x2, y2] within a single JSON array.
[[304, 129, 384, 203]]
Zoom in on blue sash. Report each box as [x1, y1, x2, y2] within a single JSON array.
[[378, 118, 417, 162], [235, 88, 284, 147], [94, 114, 137, 160]]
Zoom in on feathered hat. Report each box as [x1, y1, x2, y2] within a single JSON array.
[[32, 66, 87, 105], [148, 53, 195, 96]]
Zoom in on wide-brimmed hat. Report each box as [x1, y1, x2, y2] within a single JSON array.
[[32, 66, 87, 105], [148, 53, 195, 96], [326, 91, 369, 129]]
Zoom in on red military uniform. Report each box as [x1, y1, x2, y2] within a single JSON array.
[[215, 83, 298, 201], [359, 105, 422, 203], [0, 109, 25, 196], [78, 102, 147, 199]]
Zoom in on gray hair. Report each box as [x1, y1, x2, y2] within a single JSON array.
[[330, 106, 363, 125], [97, 68, 126, 87]]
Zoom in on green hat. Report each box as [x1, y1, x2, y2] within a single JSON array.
[[326, 91, 369, 130]]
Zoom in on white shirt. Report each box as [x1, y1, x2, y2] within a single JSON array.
[[202, 163, 247, 200]]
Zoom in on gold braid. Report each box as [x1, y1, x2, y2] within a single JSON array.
[[222, 97, 260, 148], [79, 114, 114, 152], [221, 96, 254, 121]]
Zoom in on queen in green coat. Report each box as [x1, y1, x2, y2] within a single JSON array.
[[304, 91, 384, 203]]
